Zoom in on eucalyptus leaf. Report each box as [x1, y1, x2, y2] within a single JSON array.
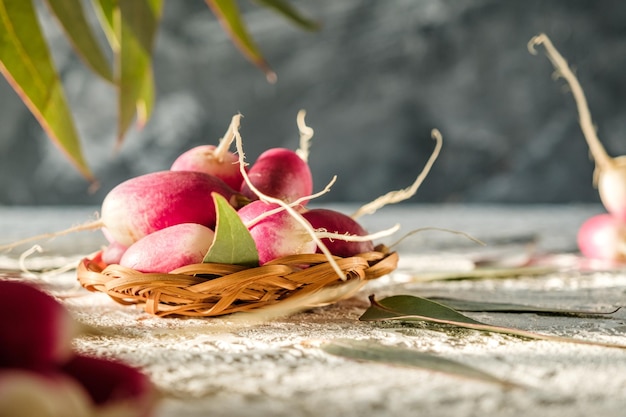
[[0, 0, 93, 180], [203, 193, 259, 266], [429, 297, 622, 316], [204, 0, 276, 82], [45, 0, 113, 82], [321, 339, 518, 388], [254, 0, 320, 31], [360, 295, 626, 349]]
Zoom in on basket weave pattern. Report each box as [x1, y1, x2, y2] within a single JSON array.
[[77, 245, 398, 317]]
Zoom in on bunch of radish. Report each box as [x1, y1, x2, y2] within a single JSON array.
[[0, 280, 157, 416], [530, 34, 626, 262]]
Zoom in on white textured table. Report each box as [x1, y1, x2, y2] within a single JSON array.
[[2, 204, 626, 417]]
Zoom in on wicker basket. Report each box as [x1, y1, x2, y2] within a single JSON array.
[[76, 245, 398, 317]]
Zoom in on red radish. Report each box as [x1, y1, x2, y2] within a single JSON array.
[[101, 170, 245, 246], [61, 354, 157, 416], [171, 145, 245, 190], [0, 370, 93, 417], [238, 201, 316, 265], [577, 213, 626, 261], [119, 223, 215, 272], [0, 281, 77, 370], [302, 208, 375, 257], [240, 148, 313, 204], [530, 34, 626, 221]]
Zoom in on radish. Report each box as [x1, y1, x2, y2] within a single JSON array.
[[238, 200, 316, 265], [0, 281, 77, 370], [170, 117, 245, 190], [0, 370, 93, 417], [240, 147, 313, 204], [101, 170, 245, 246], [529, 34, 626, 220], [101, 228, 128, 265], [577, 214, 626, 261], [302, 208, 375, 257], [119, 223, 215, 272], [61, 354, 157, 416]]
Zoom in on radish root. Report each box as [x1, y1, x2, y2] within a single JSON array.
[[214, 113, 240, 162], [351, 129, 443, 219], [296, 109, 314, 162], [528, 33, 614, 173], [0, 220, 104, 252], [389, 227, 485, 250]]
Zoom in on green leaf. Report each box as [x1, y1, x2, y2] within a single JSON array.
[[321, 339, 518, 388], [0, 0, 93, 180], [360, 295, 626, 349], [205, 0, 276, 83], [116, 0, 162, 143], [203, 193, 259, 266], [428, 297, 622, 316], [254, 0, 320, 31], [92, 0, 118, 49], [44, 0, 113, 82]]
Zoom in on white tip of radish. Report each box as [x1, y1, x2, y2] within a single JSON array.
[[598, 156, 626, 222]]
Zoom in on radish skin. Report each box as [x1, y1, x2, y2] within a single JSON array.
[[577, 213, 626, 261], [119, 223, 215, 272], [102, 170, 244, 246], [240, 148, 313, 204], [171, 145, 245, 190], [238, 201, 316, 265], [303, 208, 375, 257]]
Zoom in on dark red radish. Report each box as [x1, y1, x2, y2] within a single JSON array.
[[238, 200, 316, 265], [577, 213, 626, 261], [303, 208, 375, 257], [240, 148, 313, 204], [171, 145, 245, 190], [0, 281, 77, 370], [101, 170, 245, 246], [119, 223, 215, 273], [61, 354, 157, 416], [0, 369, 93, 417], [530, 34, 626, 221]]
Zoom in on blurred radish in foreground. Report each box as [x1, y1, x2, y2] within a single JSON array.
[[577, 214, 626, 261]]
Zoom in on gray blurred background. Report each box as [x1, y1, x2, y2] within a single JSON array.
[[1, 0, 625, 205]]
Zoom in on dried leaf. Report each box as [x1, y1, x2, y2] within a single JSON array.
[[320, 339, 518, 388], [204, 0, 276, 82], [254, 0, 320, 31], [0, 0, 93, 180], [203, 193, 259, 266], [45, 0, 113, 82], [360, 295, 626, 349]]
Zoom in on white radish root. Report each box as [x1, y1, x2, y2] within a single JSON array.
[[351, 129, 443, 219], [296, 109, 314, 162], [0, 220, 103, 252]]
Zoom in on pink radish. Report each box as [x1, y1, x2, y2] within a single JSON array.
[[0, 281, 77, 370], [530, 34, 626, 220], [61, 354, 157, 416], [238, 200, 316, 265], [577, 214, 626, 261], [171, 144, 245, 190], [0, 370, 93, 417], [101, 170, 245, 246], [101, 228, 128, 264], [302, 208, 375, 257], [240, 148, 313, 204], [119, 223, 215, 272]]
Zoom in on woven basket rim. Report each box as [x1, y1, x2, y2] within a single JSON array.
[[77, 245, 398, 317]]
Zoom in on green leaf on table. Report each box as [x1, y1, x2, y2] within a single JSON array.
[[254, 0, 320, 31], [116, 0, 162, 144], [204, 0, 276, 83], [203, 193, 259, 266], [429, 297, 622, 316], [0, 0, 93, 180], [321, 339, 518, 388], [45, 0, 113, 82], [360, 294, 626, 349]]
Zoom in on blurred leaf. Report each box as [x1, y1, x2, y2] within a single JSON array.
[[93, 0, 118, 50], [45, 0, 113, 82], [204, 193, 259, 266], [205, 0, 276, 83], [429, 297, 622, 316], [254, 0, 320, 31], [361, 295, 626, 349], [321, 339, 518, 388], [115, 0, 162, 144], [0, 0, 93, 180]]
